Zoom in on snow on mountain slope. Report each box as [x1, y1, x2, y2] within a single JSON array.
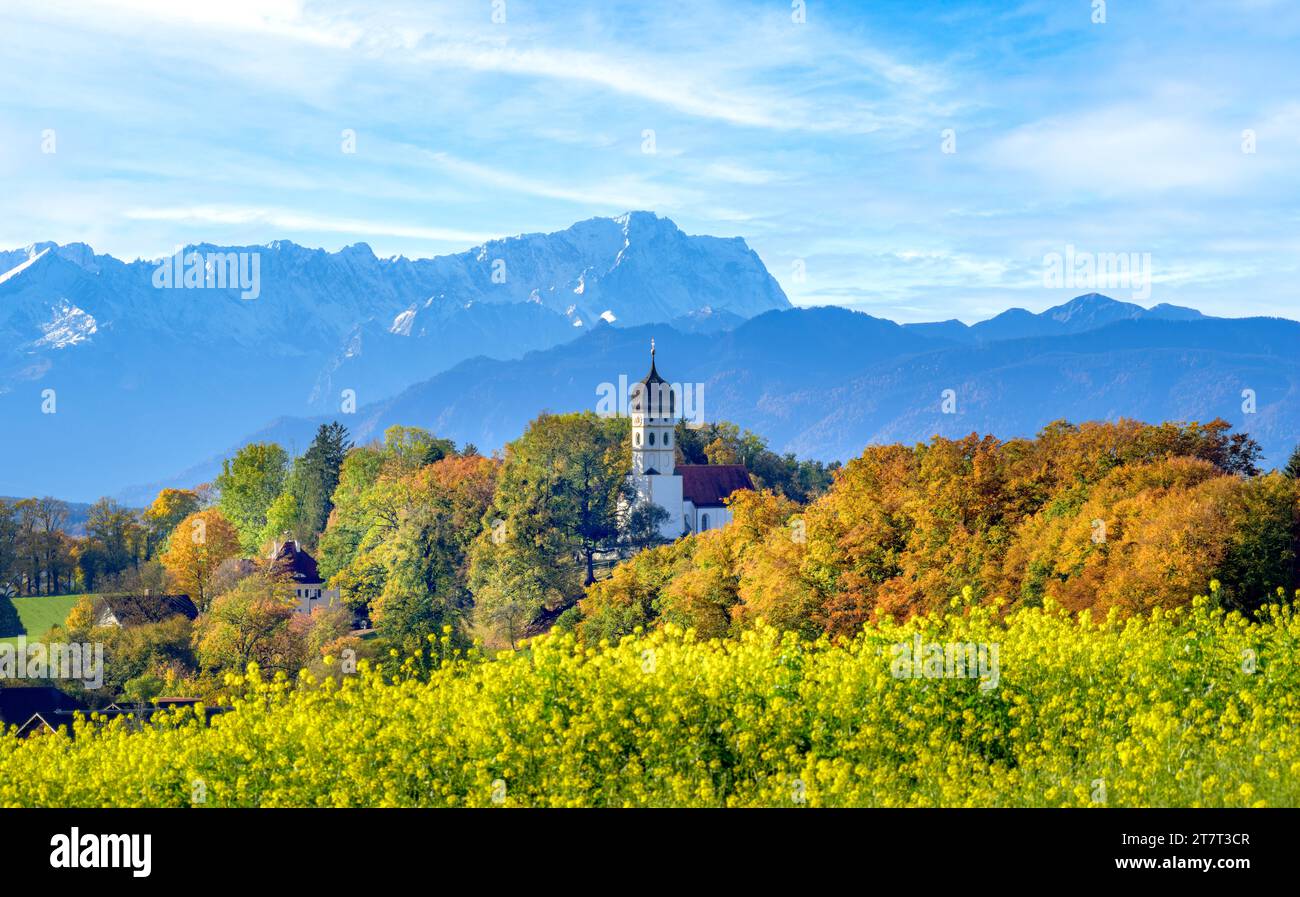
[[0, 212, 790, 498], [0, 211, 786, 362]]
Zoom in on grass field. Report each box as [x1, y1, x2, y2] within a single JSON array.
[[0, 594, 84, 646]]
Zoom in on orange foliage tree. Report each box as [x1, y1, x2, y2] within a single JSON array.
[[160, 508, 242, 610], [575, 418, 1298, 642]]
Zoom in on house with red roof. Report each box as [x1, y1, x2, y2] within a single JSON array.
[[269, 539, 341, 615]]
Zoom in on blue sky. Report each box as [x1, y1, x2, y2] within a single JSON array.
[[1, 0, 1297, 322]]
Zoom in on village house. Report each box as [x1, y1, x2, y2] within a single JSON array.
[[0, 686, 87, 738], [269, 539, 341, 615], [93, 592, 198, 628]]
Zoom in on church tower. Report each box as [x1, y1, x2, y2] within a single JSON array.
[[623, 341, 753, 542], [631, 340, 676, 476]]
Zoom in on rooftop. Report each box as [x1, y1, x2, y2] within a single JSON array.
[[96, 593, 198, 626], [678, 464, 754, 508], [270, 540, 324, 584]]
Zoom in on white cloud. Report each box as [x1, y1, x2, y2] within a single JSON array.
[[698, 162, 784, 186], [41, 0, 358, 47], [25, 0, 942, 135], [985, 107, 1259, 194], [122, 206, 491, 244]]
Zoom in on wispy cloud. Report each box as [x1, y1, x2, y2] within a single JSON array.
[[3, 0, 1297, 321], [122, 206, 491, 245], [985, 107, 1260, 194], [415, 150, 677, 210]]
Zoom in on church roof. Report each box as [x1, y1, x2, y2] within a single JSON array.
[[632, 340, 675, 416], [640, 342, 667, 388], [678, 464, 754, 507]]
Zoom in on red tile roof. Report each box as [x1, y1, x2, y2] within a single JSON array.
[[270, 540, 323, 584], [678, 464, 754, 507]]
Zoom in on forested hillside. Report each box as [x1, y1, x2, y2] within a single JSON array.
[[578, 419, 1300, 641]]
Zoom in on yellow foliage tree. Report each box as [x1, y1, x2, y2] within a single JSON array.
[[160, 508, 242, 610], [142, 488, 202, 556]]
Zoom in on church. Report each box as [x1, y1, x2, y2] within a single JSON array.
[[627, 344, 754, 540]]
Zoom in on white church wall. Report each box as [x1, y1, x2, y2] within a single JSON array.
[[687, 503, 733, 533], [635, 473, 685, 539]]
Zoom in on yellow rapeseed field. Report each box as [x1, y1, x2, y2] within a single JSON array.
[[3, 592, 1298, 808]]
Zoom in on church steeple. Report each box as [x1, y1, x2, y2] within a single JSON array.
[[630, 338, 675, 475], [634, 338, 674, 418]]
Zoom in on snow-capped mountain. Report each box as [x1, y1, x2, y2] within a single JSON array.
[[0, 212, 789, 499], [0, 211, 787, 373]]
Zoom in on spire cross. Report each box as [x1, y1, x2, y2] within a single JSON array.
[[651, 338, 656, 359]]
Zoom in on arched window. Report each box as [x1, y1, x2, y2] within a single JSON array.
[[648, 431, 655, 446], [664, 432, 671, 447], [701, 513, 711, 530], [635, 432, 641, 446]]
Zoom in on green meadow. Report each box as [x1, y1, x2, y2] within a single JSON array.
[[0, 594, 83, 647]]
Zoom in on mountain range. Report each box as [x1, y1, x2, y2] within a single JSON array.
[[0, 212, 786, 499], [170, 296, 1294, 493], [1, 213, 1295, 503]]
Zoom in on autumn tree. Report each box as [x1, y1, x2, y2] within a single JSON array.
[[160, 509, 242, 610], [366, 455, 498, 653], [81, 498, 146, 587], [14, 497, 71, 595], [1213, 473, 1300, 611], [192, 572, 302, 675], [0, 500, 20, 596], [484, 412, 629, 590], [316, 444, 387, 581], [576, 540, 689, 643], [380, 425, 455, 474], [575, 418, 1291, 641], [577, 489, 799, 642], [142, 488, 202, 558], [316, 426, 455, 582], [314, 434, 496, 655], [261, 423, 353, 549]]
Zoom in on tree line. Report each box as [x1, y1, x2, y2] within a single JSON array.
[[12, 412, 834, 704], [577, 420, 1300, 643], [0, 494, 184, 597], [15, 410, 1296, 708]]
